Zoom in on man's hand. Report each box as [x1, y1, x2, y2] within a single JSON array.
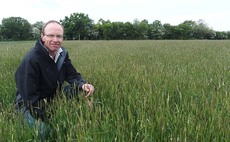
[[82, 83, 94, 97]]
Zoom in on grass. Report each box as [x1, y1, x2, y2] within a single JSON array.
[[0, 40, 229, 141]]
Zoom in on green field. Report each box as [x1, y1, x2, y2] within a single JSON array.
[[0, 40, 230, 141]]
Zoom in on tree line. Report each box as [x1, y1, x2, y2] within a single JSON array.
[[0, 12, 229, 41]]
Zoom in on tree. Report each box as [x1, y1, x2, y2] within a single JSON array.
[[163, 23, 178, 39], [121, 22, 134, 39], [177, 20, 196, 39], [109, 22, 129, 40], [227, 32, 230, 39], [139, 19, 149, 39], [96, 19, 112, 40], [1, 17, 31, 40], [31, 21, 44, 39], [60, 13, 94, 40], [0, 24, 2, 40], [31, 27, 40, 39], [132, 19, 149, 39], [215, 31, 228, 39], [193, 19, 215, 39], [148, 20, 164, 39]]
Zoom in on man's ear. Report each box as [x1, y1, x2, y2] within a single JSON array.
[[41, 33, 45, 41]]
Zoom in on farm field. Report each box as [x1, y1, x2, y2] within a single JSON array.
[[0, 40, 230, 141]]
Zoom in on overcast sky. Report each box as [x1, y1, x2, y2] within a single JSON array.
[[0, 0, 229, 31]]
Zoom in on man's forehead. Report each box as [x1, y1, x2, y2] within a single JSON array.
[[44, 23, 64, 32], [45, 23, 63, 29]]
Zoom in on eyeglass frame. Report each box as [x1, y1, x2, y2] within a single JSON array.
[[43, 34, 64, 39]]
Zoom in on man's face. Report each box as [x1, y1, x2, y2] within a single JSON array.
[[41, 23, 64, 53]]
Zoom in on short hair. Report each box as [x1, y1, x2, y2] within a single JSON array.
[[41, 20, 64, 35]]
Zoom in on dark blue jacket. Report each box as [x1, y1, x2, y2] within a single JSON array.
[[15, 39, 86, 120]]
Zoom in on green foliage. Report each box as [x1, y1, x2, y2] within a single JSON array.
[[177, 20, 196, 39], [31, 21, 44, 39], [163, 23, 178, 39], [60, 13, 94, 40], [0, 40, 230, 141], [1, 17, 32, 40], [1, 14, 229, 40], [148, 20, 164, 39], [193, 19, 215, 39]]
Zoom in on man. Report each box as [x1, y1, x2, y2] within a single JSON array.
[[15, 20, 94, 136]]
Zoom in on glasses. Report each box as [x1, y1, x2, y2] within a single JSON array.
[[44, 34, 63, 39]]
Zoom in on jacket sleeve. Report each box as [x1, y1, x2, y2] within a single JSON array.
[[63, 53, 86, 90], [15, 57, 45, 120]]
